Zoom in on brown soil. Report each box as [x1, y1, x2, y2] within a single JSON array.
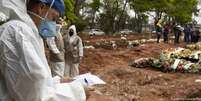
[[80, 34, 201, 101]]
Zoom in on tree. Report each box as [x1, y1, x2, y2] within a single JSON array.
[[64, 0, 199, 33], [64, 0, 77, 22], [130, 0, 198, 25], [63, 0, 88, 31], [167, 0, 198, 24], [129, 0, 152, 33], [88, 0, 102, 27], [116, 0, 129, 31], [97, 0, 128, 34]]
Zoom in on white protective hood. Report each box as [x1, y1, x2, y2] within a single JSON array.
[[67, 25, 84, 57], [0, 0, 86, 101], [68, 25, 78, 43], [0, 0, 38, 34], [0, 0, 52, 101]]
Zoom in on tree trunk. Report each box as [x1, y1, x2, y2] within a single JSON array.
[[116, 0, 128, 31], [91, 11, 96, 28]]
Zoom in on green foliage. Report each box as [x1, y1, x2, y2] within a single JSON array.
[[88, 0, 101, 12], [141, 14, 149, 24], [73, 18, 88, 32], [63, 0, 199, 32], [130, 0, 198, 23], [98, 0, 127, 33], [130, 0, 153, 12], [167, 0, 198, 23], [64, 0, 77, 22], [64, 0, 88, 31]]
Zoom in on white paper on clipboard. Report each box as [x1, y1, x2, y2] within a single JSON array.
[[73, 73, 106, 86]]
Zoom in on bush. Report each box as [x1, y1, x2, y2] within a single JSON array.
[[73, 18, 88, 32]]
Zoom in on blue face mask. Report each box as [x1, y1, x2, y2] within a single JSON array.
[[28, 0, 57, 38], [28, 11, 57, 38], [39, 20, 57, 38]]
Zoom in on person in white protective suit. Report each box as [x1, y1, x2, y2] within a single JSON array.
[[64, 25, 84, 77], [47, 24, 65, 78], [0, 0, 86, 101]]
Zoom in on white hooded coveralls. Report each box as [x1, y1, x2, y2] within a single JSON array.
[[0, 0, 86, 101], [47, 24, 65, 78], [64, 25, 84, 77]]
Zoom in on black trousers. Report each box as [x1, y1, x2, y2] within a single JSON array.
[[184, 32, 190, 44], [156, 32, 161, 43], [174, 32, 180, 44], [163, 32, 168, 43]]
